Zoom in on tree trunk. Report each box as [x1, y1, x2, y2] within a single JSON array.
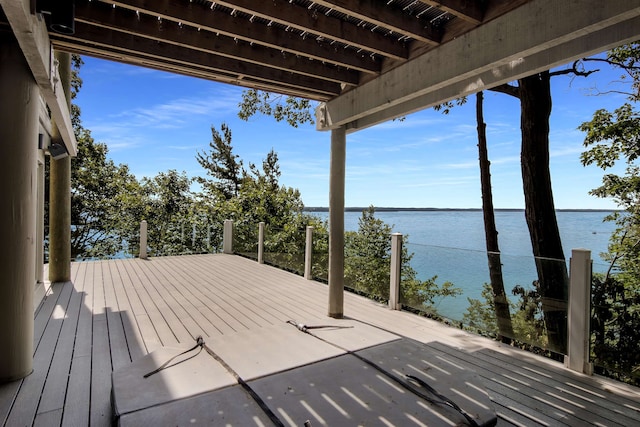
[[519, 72, 569, 354], [476, 91, 514, 343]]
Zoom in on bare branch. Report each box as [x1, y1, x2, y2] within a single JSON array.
[[488, 83, 520, 98]]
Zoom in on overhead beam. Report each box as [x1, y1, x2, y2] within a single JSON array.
[[417, 1, 484, 24], [212, 0, 409, 59], [76, 2, 358, 86], [317, 0, 640, 132], [311, 0, 442, 44], [102, 0, 380, 74], [52, 23, 341, 98], [0, 0, 77, 156], [54, 42, 335, 100]]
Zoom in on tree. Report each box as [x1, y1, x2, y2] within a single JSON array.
[[45, 54, 143, 260], [344, 206, 460, 311], [579, 44, 640, 382], [69, 127, 140, 258], [238, 89, 314, 127], [141, 170, 194, 255], [476, 91, 514, 343], [196, 123, 244, 200]]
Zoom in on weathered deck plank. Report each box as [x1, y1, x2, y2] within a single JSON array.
[[1, 254, 639, 427]]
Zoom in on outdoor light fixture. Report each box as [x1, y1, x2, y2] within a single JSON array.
[[48, 142, 68, 160], [36, 0, 76, 35]]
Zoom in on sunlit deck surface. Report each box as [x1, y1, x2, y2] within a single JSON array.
[[1, 254, 639, 426]]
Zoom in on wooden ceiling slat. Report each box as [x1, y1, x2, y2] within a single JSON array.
[[76, 2, 359, 85], [211, 0, 409, 59], [102, 0, 381, 74], [311, 0, 442, 44], [54, 41, 335, 100], [35, 0, 534, 102], [417, 1, 484, 24], [51, 22, 342, 98]]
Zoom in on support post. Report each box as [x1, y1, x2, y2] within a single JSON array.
[[565, 248, 593, 375], [258, 222, 265, 264], [0, 32, 38, 382], [304, 226, 314, 280], [389, 233, 403, 310], [48, 51, 71, 282], [328, 126, 346, 318], [223, 220, 233, 254], [139, 220, 148, 260]]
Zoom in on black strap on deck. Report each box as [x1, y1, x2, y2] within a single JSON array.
[[141, 335, 285, 426], [287, 319, 480, 427], [142, 337, 204, 378]]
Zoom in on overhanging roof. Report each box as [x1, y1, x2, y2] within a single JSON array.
[[2, 0, 640, 138]]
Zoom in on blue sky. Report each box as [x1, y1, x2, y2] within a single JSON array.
[[75, 55, 629, 209]]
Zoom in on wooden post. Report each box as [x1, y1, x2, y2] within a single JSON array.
[[305, 226, 314, 280], [48, 51, 72, 282], [565, 249, 593, 375], [328, 126, 346, 318], [258, 222, 265, 264], [223, 220, 233, 254], [389, 233, 402, 310], [139, 220, 148, 260], [0, 32, 38, 382]]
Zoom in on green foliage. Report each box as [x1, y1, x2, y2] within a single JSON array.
[[464, 282, 549, 350], [69, 127, 141, 259], [195, 123, 244, 200], [463, 283, 498, 334], [591, 273, 640, 384], [433, 97, 467, 115], [344, 206, 460, 310], [603, 43, 640, 101], [238, 89, 315, 127], [579, 42, 640, 383]]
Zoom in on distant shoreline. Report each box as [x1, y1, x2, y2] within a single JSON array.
[[304, 207, 616, 213]]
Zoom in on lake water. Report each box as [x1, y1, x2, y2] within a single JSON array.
[[311, 209, 617, 321]]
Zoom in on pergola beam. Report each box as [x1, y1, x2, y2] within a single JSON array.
[[317, 0, 640, 132], [212, 0, 409, 59], [417, 0, 484, 24], [76, 2, 358, 86], [102, 0, 381, 74], [52, 22, 342, 98], [311, 0, 442, 44], [0, 0, 77, 156]]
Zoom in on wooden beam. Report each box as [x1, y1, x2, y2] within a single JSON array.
[[0, 0, 77, 156], [55, 43, 334, 100], [317, 0, 640, 131], [212, 0, 409, 59], [52, 23, 341, 98], [75, 2, 358, 86], [101, 0, 381, 74], [417, 0, 484, 24], [311, 0, 442, 44]]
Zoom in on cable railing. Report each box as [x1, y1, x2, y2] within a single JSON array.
[[402, 240, 570, 354], [60, 218, 637, 383]]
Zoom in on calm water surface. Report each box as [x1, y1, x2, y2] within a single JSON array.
[[312, 210, 616, 320]]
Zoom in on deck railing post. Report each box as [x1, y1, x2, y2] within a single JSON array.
[[139, 220, 148, 260], [565, 248, 593, 375], [258, 222, 265, 264], [389, 233, 402, 310], [223, 220, 233, 254], [304, 226, 314, 280]]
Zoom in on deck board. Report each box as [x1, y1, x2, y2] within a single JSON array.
[[1, 254, 639, 427]]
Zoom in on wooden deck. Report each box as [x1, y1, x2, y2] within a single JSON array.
[[1, 254, 639, 426]]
